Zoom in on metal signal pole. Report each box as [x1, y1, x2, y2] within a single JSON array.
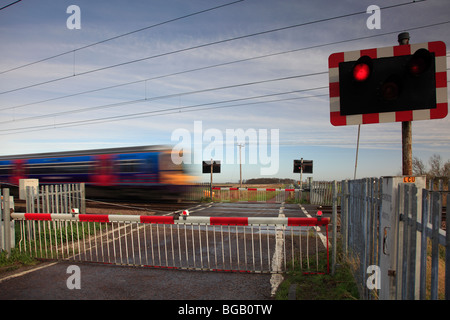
[[238, 143, 244, 188]]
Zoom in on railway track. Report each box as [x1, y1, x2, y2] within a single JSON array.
[[85, 200, 197, 215], [13, 198, 196, 215]]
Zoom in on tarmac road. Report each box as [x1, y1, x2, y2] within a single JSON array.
[[0, 260, 272, 300], [0, 202, 325, 301]]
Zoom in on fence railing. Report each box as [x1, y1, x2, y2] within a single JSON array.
[[337, 177, 449, 300], [210, 187, 301, 203], [183, 182, 340, 206], [311, 181, 341, 206], [25, 183, 86, 215], [10, 212, 330, 274], [396, 183, 449, 300], [338, 178, 381, 300], [0, 188, 15, 253], [183, 185, 303, 203]]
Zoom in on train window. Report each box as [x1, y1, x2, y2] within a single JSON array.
[[159, 152, 182, 171], [26, 161, 91, 175], [26, 164, 49, 175], [0, 164, 11, 176], [144, 157, 155, 171], [118, 159, 140, 173]]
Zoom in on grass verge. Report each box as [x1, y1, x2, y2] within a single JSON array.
[[275, 250, 360, 300], [0, 249, 40, 274]]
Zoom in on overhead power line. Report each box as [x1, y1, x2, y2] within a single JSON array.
[[0, 72, 327, 125], [0, 0, 427, 96], [0, 0, 22, 11], [0, 0, 244, 75], [0, 88, 329, 135], [1, 19, 448, 114]]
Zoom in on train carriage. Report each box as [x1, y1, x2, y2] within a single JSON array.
[[0, 145, 191, 201]]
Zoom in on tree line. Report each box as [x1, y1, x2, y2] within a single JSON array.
[[243, 178, 296, 185], [412, 154, 449, 186]]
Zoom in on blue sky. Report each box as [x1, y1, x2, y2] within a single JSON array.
[[0, 0, 449, 183]]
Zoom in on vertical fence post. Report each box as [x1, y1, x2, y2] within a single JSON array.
[[430, 191, 441, 300], [341, 180, 348, 255], [332, 180, 337, 274], [0, 188, 3, 251], [445, 182, 450, 300], [405, 184, 418, 300], [419, 188, 429, 300], [3, 188, 11, 256], [80, 183, 86, 214]]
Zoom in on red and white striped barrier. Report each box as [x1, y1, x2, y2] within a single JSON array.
[[12, 211, 330, 274], [11, 212, 329, 226], [212, 187, 296, 192]]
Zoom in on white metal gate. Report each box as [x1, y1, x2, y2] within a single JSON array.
[[11, 212, 330, 274]]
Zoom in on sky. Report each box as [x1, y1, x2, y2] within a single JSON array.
[[0, 0, 449, 183]]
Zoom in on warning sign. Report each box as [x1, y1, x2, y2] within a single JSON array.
[[403, 177, 416, 183]]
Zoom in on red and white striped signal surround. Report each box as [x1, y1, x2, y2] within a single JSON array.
[[328, 41, 448, 126]]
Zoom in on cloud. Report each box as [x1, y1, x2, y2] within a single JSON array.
[[1, 0, 449, 181]]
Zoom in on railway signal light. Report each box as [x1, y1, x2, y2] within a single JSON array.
[[408, 48, 432, 76], [352, 56, 372, 82], [202, 160, 221, 173], [329, 41, 447, 126], [293, 160, 313, 174], [317, 207, 323, 221]]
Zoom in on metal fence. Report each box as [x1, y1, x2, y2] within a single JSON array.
[[25, 183, 86, 215], [338, 178, 382, 299], [183, 185, 303, 203], [0, 188, 15, 253], [210, 187, 301, 203], [311, 181, 341, 206], [184, 182, 342, 205], [396, 183, 449, 300], [337, 177, 449, 300], [10, 212, 330, 274]]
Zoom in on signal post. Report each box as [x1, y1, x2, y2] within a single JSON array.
[[328, 36, 448, 172], [328, 34, 448, 299]]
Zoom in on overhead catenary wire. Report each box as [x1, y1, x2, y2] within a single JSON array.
[[1, 19, 448, 114], [0, 0, 22, 11], [0, 87, 329, 135], [0, 72, 327, 124], [0, 0, 428, 96], [0, 0, 446, 140], [1, 17, 449, 133], [0, 84, 329, 134], [0, 0, 245, 75]]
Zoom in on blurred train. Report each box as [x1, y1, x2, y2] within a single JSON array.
[[0, 145, 194, 201]]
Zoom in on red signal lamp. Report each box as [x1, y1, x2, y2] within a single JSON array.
[[408, 48, 432, 76], [352, 56, 372, 82], [353, 63, 371, 81], [317, 210, 323, 221]]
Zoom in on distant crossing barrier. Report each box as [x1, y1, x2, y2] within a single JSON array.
[[210, 187, 301, 203], [11, 212, 330, 274]]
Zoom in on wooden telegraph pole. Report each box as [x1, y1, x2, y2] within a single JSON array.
[[398, 32, 412, 176]]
